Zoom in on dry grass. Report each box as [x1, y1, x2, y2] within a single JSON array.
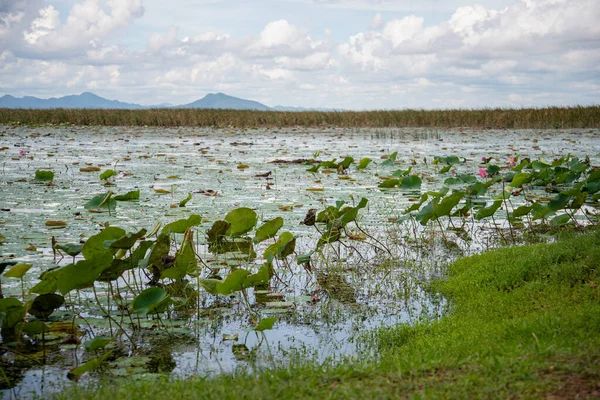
[[1, 106, 599, 128]]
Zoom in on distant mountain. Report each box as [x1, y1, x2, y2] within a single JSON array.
[[0, 92, 144, 109], [151, 103, 174, 108], [0, 91, 343, 111], [178, 92, 270, 110]]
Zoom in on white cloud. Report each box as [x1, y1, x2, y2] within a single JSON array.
[[275, 52, 334, 70], [148, 26, 179, 53], [22, 0, 144, 54], [370, 13, 384, 30], [184, 31, 229, 44], [259, 67, 296, 81], [336, 0, 600, 93], [0, 0, 598, 109], [245, 19, 325, 57], [382, 16, 424, 47], [23, 5, 60, 44], [284, 0, 517, 12], [0, 0, 43, 47]]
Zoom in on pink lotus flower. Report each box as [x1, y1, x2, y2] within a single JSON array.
[[507, 156, 516, 167], [481, 156, 487, 163], [478, 168, 488, 178], [19, 149, 26, 156]]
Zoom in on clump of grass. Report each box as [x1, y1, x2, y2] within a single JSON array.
[[54, 229, 600, 399], [1, 106, 599, 128]]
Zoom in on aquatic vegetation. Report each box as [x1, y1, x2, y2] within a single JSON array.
[[0, 125, 598, 397]]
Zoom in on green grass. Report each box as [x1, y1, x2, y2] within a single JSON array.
[[2, 106, 600, 128], [56, 230, 600, 399]]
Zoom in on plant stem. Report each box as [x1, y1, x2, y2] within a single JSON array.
[[502, 180, 516, 244], [92, 285, 135, 347]]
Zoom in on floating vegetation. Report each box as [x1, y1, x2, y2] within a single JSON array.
[[0, 125, 599, 397]]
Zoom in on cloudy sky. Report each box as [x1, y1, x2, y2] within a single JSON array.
[[0, 0, 598, 109]]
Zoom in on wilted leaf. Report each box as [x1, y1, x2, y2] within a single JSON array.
[[80, 166, 101, 172], [46, 220, 67, 227]]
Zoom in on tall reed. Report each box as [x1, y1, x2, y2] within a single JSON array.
[[0, 106, 598, 128]]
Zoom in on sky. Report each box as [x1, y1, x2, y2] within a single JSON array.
[[0, 0, 599, 109]]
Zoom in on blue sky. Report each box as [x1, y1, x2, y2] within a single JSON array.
[[0, 0, 598, 109]]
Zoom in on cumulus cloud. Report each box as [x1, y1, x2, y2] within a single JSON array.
[[23, 5, 60, 44], [0, 0, 598, 108], [337, 0, 600, 94], [245, 19, 325, 57], [0, 0, 43, 47], [22, 0, 144, 54]]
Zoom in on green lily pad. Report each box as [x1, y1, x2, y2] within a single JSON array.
[[161, 214, 201, 235], [253, 217, 284, 244], [100, 170, 117, 180], [114, 189, 140, 201], [35, 170, 54, 181], [131, 287, 168, 316], [224, 207, 257, 237]]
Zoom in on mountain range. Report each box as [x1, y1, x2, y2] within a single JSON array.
[[0, 92, 339, 111]]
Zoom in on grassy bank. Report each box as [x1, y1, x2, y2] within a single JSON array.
[[2, 106, 599, 128], [56, 229, 600, 399]]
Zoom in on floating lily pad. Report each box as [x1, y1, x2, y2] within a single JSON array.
[[35, 170, 54, 181]]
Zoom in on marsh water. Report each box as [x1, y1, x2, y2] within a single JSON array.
[[1, 125, 599, 398]]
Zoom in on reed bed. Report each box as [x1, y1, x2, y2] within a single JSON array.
[[1, 105, 599, 128]]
